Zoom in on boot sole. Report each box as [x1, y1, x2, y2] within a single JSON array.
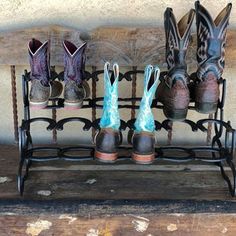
[[29, 101, 48, 109], [163, 107, 188, 121], [95, 150, 118, 163], [132, 152, 155, 164], [64, 101, 83, 110], [195, 102, 218, 114]]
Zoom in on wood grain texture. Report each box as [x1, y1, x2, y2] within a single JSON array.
[[3, 24, 235, 68], [1, 214, 236, 236]]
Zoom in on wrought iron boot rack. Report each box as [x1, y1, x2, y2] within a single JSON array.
[[18, 68, 236, 196]]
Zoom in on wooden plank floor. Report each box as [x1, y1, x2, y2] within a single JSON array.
[[1, 213, 236, 236], [1, 145, 236, 236]]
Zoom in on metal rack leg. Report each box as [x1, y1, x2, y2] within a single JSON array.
[[17, 144, 32, 196], [17, 158, 25, 196], [218, 160, 236, 197], [18, 157, 31, 196]]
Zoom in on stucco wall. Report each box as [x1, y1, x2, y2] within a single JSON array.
[[0, 0, 235, 145], [0, 0, 236, 32]]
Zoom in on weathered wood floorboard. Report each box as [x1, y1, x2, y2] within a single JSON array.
[[1, 214, 236, 236]]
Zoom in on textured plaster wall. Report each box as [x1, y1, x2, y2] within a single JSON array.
[[0, 0, 236, 145], [0, 0, 235, 32]]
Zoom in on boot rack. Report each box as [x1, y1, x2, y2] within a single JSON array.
[[18, 68, 236, 197]]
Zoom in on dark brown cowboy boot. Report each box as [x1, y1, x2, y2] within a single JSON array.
[[157, 8, 195, 120], [131, 65, 160, 164], [63, 40, 90, 110], [28, 38, 62, 109], [192, 1, 232, 114], [94, 63, 121, 162]]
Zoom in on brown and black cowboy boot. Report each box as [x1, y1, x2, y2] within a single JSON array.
[[191, 1, 232, 114], [157, 8, 195, 120]]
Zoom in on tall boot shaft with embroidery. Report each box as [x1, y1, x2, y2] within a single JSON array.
[[63, 40, 90, 109], [132, 65, 160, 164], [192, 1, 232, 114], [157, 8, 195, 120], [94, 62, 121, 163], [28, 38, 62, 109]]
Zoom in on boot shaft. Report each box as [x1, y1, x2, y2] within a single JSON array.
[[28, 38, 50, 85], [165, 8, 195, 80], [195, 1, 232, 80], [100, 62, 120, 130], [134, 65, 160, 133], [63, 40, 87, 84]]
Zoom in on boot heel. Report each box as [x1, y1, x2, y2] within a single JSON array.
[[195, 102, 218, 114], [163, 107, 188, 121], [95, 150, 118, 163], [132, 153, 155, 164], [64, 101, 83, 110]]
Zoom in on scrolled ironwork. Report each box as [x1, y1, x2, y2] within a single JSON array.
[[17, 68, 236, 197]]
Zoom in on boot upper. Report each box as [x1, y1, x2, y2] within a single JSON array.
[[134, 65, 160, 133], [63, 40, 89, 103], [28, 38, 50, 86], [195, 1, 232, 81], [99, 62, 120, 130], [63, 40, 87, 85], [165, 8, 195, 82]]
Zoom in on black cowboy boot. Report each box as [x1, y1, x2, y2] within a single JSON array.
[[191, 1, 232, 114], [157, 8, 195, 120]]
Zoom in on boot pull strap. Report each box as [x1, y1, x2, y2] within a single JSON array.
[[148, 66, 160, 96], [154, 66, 161, 85], [144, 65, 160, 94], [144, 65, 154, 91], [104, 61, 110, 82], [104, 62, 119, 87], [113, 63, 119, 80]]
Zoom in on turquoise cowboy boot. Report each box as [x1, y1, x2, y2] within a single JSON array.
[[94, 62, 121, 162], [132, 65, 160, 164]]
